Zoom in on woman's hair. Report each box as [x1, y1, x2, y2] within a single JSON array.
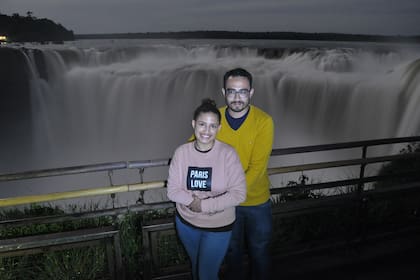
[[193, 98, 221, 123]]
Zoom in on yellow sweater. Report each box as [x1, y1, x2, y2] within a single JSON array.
[[217, 105, 274, 206]]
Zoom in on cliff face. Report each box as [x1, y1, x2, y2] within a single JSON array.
[[0, 13, 74, 42], [0, 47, 31, 120], [0, 47, 32, 158]]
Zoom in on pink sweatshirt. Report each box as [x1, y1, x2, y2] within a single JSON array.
[[167, 140, 246, 229]]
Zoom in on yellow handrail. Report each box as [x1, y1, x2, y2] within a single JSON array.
[[0, 181, 165, 207]]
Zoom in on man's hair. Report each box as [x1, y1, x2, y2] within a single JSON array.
[[223, 68, 253, 89], [193, 98, 221, 123]]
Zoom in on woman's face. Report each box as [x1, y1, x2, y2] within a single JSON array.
[[192, 112, 221, 149]]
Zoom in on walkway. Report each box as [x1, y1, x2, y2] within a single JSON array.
[[272, 230, 420, 280]]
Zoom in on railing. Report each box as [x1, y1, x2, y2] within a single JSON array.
[[1, 136, 420, 279], [1, 136, 419, 206], [0, 226, 124, 279]]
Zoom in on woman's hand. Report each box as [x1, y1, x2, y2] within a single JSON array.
[[188, 195, 202, 212]]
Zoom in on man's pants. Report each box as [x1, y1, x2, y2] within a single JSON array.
[[225, 200, 272, 280]]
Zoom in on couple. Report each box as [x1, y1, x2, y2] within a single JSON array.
[[167, 68, 274, 280]]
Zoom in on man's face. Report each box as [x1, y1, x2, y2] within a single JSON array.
[[223, 76, 254, 114]]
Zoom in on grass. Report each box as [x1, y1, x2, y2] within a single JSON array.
[[0, 203, 181, 280]]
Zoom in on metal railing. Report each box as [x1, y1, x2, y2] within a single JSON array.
[[0, 136, 420, 279], [1, 136, 419, 207]]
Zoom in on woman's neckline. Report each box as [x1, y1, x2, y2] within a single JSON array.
[[194, 141, 214, 153]]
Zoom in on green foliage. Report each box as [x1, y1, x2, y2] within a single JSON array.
[[272, 204, 355, 248], [0, 204, 113, 239], [0, 205, 114, 279], [117, 207, 179, 278], [155, 233, 189, 267], [0, 247, 107, 280], [73, 30, 420, 44], [271, 174, 322, 205], [0, 204, 65, 220], [0, 204, 180, 279], [367, 142, 420, 233], [35, 247, 107, 280], [141, 207, 175, 223], [0, 12, 74, 42], [375, 142, 420, 188], [118, 212, 143, 279], [0, 255, 32, 280]]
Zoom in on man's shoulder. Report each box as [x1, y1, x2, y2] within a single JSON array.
[[250, 105, 272, 121], [215, 139, 235, 152]]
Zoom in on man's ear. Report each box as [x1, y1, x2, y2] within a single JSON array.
[[221, 88, 226, 97], [192, 120, 196, 129]]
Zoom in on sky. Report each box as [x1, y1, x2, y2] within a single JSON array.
[[1, 0, 420, 36]]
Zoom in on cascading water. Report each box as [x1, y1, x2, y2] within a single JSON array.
[[1, 39, 419, 204]]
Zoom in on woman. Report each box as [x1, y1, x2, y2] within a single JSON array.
[[167, 98, 246, 280]]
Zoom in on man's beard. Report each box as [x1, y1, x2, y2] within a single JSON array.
[[228, 100, 249, 112]]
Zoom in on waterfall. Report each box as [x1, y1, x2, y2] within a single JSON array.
[[397, 58, 420, 137], [1, 39, 419, 201]]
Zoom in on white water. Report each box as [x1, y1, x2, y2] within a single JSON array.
[[1, 39, 420, 206]]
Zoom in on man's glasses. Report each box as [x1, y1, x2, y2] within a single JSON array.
[[225, 88, 250, 97]]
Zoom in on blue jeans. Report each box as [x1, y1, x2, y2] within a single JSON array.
[[225, 200, 272, 280], [175, 216, 232, 280]]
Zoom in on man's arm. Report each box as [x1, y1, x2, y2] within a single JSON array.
[[245, 116, 274, 190]]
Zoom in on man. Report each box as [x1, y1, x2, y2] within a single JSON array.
[[217, 68, 274, 280]]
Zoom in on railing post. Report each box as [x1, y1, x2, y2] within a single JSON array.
[[106, 238, 116, 280], [358, 145, 368, 194], [356, 145, 369, 242], [142, 223, 153, 280], [113, 231, 125, 280]]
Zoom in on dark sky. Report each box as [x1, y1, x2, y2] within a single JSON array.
[[2, 0, 420, 35]]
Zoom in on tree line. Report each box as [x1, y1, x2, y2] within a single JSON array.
[[77, 30, 420, 43], [0, 11, 74, 42], [1, 11, 418, 44]]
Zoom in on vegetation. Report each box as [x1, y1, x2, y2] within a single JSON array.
[[0, 11, 74, 42], [368, 142, 420, 230], [269, 142, 420, 252], [0, 204, 112, 239], [76, 30, 420, 44], [0, 204, 180, 279], [271, 174, 323, 204], [37, 247, 107, 280], [374, 142, 420, 187]]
